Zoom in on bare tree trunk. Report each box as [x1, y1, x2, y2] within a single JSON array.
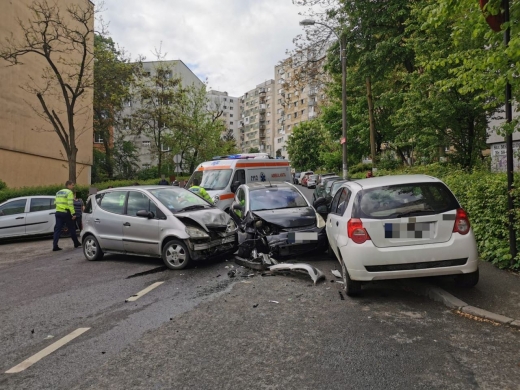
[[366, 76, 377, 165]]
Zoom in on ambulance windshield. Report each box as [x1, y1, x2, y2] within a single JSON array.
[[188, 169, 233, 191]]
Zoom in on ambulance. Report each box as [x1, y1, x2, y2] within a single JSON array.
[[186, 153, 291, 211]]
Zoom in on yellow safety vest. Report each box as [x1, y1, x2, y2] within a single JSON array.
[[55, 189, 75, 214], [189, 186, 213, 203]]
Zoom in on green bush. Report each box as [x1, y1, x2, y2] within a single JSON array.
[[0, 176, 192, 204], [0, 179, 7, 191], [349, 162, 373, 175]]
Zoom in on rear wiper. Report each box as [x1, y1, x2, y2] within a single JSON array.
[[178, 205, 207, 212], [390, 210, 434, 218]]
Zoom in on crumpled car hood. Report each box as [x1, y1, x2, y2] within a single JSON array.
[[175, 208, 230, 232], [253, 207, 316, 228]]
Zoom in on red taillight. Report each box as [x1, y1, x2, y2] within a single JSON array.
[[347, 218, 370, 244], [453, 208, 470, 235]]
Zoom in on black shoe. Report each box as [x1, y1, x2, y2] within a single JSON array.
[[74, 243, 81, 248], [53, 247, 62, 251]]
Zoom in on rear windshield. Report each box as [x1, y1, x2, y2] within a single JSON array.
[[309, 175, 318, 180], [250, 187, 308, 211], [352, 182, 459, 219]]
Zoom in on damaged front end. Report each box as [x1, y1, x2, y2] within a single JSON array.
[[177, 209, 237, 261]]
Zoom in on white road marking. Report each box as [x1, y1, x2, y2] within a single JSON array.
[[125, 281, 164, 302], [5, 328, 90, 374]]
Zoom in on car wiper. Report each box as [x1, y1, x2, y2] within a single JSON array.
[[178, 205, 207, 212], [389, 209, 434, 218]]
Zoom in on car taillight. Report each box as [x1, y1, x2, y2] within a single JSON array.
[[347, 218, 370, 244], [453, 208, 470, 235]]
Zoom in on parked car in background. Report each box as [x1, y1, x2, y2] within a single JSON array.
[[293, 172, 301, 185], [81, 186, 237, 270], [298, 171, 314, 185], [301, 174, 311, 187], [0, 196, 57, 239], [306, 174, 319, 189], [320, 175, 479, 296], [231, 182, 327, 257], [317, 173, 336, 185], [313, 175, 340, 201]]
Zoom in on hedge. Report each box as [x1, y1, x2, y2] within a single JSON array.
[[375, 164, 520, 270], [0, 176, 191, 204]]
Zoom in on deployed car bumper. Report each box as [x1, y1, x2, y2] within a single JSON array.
[[266, 227, 327, 257], [339, 231, 479, 281], [187, 234, 237, 260]]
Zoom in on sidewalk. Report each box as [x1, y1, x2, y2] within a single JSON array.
[[432, 260, 520, 322]]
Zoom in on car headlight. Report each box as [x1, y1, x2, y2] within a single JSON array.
[[186, 226, 209, 238], [226, 219, 236, 233], [316, 213, 326, 228], [213, 195, 220, 203]]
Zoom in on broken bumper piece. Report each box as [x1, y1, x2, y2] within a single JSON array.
[[268, 263, 326, 285]]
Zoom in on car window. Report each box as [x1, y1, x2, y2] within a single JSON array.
[[99, 191, 127, 215], [330, 189, 344, 214], [352, 182, 459, 219], [127, 191, 157, 216], [84, 198, 93, 214], [29, 198, 54, 212], [150, 188, 209, 213], [250, 187, 308, 211], [236, 188, 246, 204], [336, 188, 351, 215], [233, 169, 246, 185], [0, 199, 27, 216]]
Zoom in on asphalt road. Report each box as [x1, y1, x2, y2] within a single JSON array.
[[0, 185, 519, 389]]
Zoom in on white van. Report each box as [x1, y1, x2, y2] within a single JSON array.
[[299, 170, 314, 185], [186, 154, 291, 211]]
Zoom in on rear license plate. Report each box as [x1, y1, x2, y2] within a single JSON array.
[[288, 232, 318, 244], [384, 222, 434, 239]]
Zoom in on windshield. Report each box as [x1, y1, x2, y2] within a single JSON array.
[[187, 169, 233, 191], [250, 187, 309, 211], [149, 188, 212, 213], [353, 182, 459, 219], [309, 175, 318, 180], [331, 181, 347, 196]]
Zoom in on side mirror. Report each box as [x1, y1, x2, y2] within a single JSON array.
[[230, 181, 241, 193], [232, 203, 244, 212], [136, 210, 154, 219], [316, 205, 328, 214], [313, 197, 327, 208]]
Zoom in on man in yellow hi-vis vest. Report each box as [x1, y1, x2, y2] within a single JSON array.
[[53, 180, 81, 251], [189, 179, 213, 203]]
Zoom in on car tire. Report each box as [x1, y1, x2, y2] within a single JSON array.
[[340, 259, 362, 297], [454, 268, 479, 288], [83, 235, 104, 261], [162, 239, 191, 270]]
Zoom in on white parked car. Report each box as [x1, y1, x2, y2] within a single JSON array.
[[317, 175, 479, 296], [0, 196, 57, 239]]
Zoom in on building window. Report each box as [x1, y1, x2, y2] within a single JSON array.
[[94, 132, 103, 143], [142, 141, 151, 147], [230, 99, 234, 103], [277, 137, 283, 143], [301, 109, 305, 115], [161, 144, 170, 152], [123, 118, 131, 130], [224, 106, 227, 109], [143, 163, 151, 168], [294, 112, 298, 118], [230, 121, 234, 125], [230, 114, 233, 117], [278, 99, 282, 104], [230, 106, 234, 110], [125, 100, 132, 107], [301, 99, 304, 104], [224, 98, 227, 101]]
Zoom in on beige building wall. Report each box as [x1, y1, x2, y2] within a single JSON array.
[[0, 0, 94, 189]]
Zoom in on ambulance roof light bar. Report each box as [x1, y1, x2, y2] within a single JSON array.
[[211, 153, 273, 160]]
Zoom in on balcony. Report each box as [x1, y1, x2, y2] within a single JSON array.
[[259, 123, 266, 130], [259, 88, 266, 95], [308, 89, 317, 96], [308, 99, 317, 106], [309, 112, 317, 119], [259, 115, 266, 122], [260, 131, 265, 138]]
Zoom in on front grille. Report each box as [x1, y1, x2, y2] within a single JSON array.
[[365, 258, 468, 273]]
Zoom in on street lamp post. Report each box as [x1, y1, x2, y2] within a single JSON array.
[[300, 19, 348, 179]]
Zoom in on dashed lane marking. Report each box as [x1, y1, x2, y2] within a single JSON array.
[[125, 281, 164, 302], [5, 328, 91, 374]]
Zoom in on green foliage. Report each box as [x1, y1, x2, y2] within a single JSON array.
[[248, 147, 260, 153], [0, 180, 7, 191], [377, 153, 402, 171], [349, 163, 373, 175], [286, 121, 326, 171], [137, 166, 159, 181]]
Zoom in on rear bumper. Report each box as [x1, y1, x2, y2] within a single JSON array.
[[338, 231, 479, 281]]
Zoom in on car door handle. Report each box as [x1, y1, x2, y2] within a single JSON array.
[[16, 217, 24, 220], [49, 212, 56, 215], [94, 219, 100, 223], [123, 222, 131, 227]]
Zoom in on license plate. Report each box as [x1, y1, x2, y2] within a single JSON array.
[[288, 232, 318, 243], [384, 223, 434, 239]]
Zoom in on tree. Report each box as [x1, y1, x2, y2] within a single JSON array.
[[131, 60, 183, 176], [93, 33, 136, 179], [286, 121, 325, 170], [112, 137, 140, 179], [0, 0, 94, 183], [248, 147, 260, 153]]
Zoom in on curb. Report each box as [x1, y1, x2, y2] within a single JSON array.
[[399, 280, 520, 329]]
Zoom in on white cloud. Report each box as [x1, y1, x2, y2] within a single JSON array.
[[97, 0, 310, 96]]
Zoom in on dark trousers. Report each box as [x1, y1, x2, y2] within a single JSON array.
[[75, 215, 83, 231], [53, 212, 80, 249]]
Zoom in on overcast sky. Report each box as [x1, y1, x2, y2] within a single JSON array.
[[96, 0, 318, 97]]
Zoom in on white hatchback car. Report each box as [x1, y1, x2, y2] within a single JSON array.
[[319, 175, 479, 296], [0, 196, 57, 239]]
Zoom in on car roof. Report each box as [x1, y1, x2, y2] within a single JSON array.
[[244, 182, 295, 190], [92, 186, 187, 195], [349, 174, 442, 190]]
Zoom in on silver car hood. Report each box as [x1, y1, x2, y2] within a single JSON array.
[[175, 208, 230, 232]]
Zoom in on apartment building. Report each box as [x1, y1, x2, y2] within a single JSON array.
[[206, 90, 241, 142], [273, 56, 324, 159], [112, 60, 204, 169], [238, 80, 276, 154], [0, 0, 94, 188]]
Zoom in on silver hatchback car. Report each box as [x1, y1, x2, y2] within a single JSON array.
[[80, 186, 237, 270]]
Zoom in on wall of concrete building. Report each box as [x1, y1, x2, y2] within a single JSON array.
[[0, 0, 94, 188], [207, 90, 241, 144]]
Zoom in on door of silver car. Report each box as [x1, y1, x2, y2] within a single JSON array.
[[25, 197, 56, 235], [0, 199, 28, 238], [93, 191, 127, 251], [122, 191, 161, 255]]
